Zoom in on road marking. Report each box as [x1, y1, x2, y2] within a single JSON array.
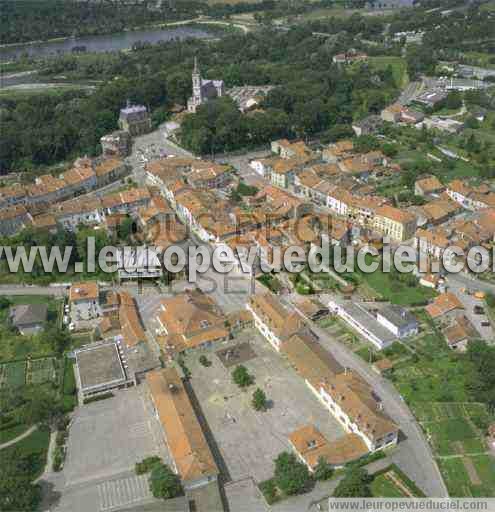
[[97, 474, 153, 511]]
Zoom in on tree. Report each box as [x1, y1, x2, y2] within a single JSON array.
[[232, 365, 254, 388], [252, 388, 268, 411], [22, 388, 62, 427], [274, 452, 311, 496], [0, 451, 42, 511], [149, 463, 182, 499], [116, 216, 135, 242], [333, 466, 372, 497], [314, 456, 333, 481]]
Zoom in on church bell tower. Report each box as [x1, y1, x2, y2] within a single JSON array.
[[192, 56, 202, 103]]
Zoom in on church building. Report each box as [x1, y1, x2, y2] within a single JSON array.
[[187, 57, 225, 113]]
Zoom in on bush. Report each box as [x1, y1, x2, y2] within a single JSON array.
[[55, 430, 67, 447], [83, 392, 113, 405], [232, 365, 254, 388], [314, 456, 333, 481], [274, 452, 311, 496], [135, 456, 162, 475], [149, 463, 182, 499], [259, 478, 278, 504], [199, 355, 211, 367], [53, 446, 65, 472], [252, 388, 268, 411]]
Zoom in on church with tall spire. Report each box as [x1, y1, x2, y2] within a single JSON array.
[[187, 57, 225, 113]]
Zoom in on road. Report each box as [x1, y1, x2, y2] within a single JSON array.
[[0, 284, 66, 296], [286, 294, 449, 498]]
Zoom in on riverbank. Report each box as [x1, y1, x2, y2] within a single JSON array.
[[0, 16, 248, 52]]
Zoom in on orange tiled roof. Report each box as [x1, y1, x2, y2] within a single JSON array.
[[146, 368, 218, 483], [425, 292, 464, 319], [69, 281, 99, 302]]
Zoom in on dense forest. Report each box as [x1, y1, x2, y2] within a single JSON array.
[[0, 21, 400, 172]]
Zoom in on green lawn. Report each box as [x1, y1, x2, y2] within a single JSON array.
[[371, 473, 406, 497], [0, 360, 27, 388], [0, 424, 30, 444], [427, 417, 478, 456], [369, 56, 409, 88], [2, 426, 50, 480], [358, 268, 437, 306], [439, 455, 495, 497]]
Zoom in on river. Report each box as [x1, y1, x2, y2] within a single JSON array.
[[0, 25, 214, 62]]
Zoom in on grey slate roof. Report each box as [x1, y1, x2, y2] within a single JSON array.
[[9, 304, 48, 327]]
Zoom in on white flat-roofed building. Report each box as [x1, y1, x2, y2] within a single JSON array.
[[376, 305, 418, 339], [115, 246, 163, 282], [328, 300, 397, 350]]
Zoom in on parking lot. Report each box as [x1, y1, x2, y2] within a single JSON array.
[[63, 386, 171, 487], [184, 329, 345, 483]]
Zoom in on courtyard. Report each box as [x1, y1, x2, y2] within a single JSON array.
[[183, 329, 346, 483], [63, 386, 171, 487]]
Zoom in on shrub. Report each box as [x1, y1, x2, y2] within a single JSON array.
[[259, 478, 278, 504], [83, 392, 113, 405], [149, 463, 182, 499], [135, 456, 162, 475], [274, 452, 311, 496], [199, 355, 211, 367], [232, 365, 254, 388]]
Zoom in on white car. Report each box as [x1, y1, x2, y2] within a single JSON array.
[[68, 323, 75, 332], [63, 315, 69, 325]]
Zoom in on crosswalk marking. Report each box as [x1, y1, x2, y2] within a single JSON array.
[[97, 474, 153, 511]]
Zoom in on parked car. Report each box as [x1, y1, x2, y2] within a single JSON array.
[[473, 305, 485, 315], [68, 323, 75, 332]]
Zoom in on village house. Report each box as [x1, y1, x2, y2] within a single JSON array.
[[9, 303, 48, 335], [332, 49, 368, 65], [416, 198, 462, 226], [352, 115, 382, 136], [0, 205, 32, 236], [247, 292, 306, 352], [446, 180, 495, 210], [102, 187, 151, 216], [27, 174, 68, 206], [69, 281, 101, 322], [322, 140, 354, 164], [373, 205, 417, 242], [0, 184, 27, 209], [443, 315, 479, 352], [60, 159, 97, 197], [156, 289, 229, 358], [146, 367, 219, 490], [94, 158, 131, 188], [271, 139, 316, 160], [118, 291, 147, 349], [415, 176, 445, 197], [31, 213, 58, 233], [54, 197, 104, 231], [186, 162, 231, 189], [100, 130, 131, 158], [288, 425, 368, 471], [425, 292, 464, 321], [318, 370, 399, 452]]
